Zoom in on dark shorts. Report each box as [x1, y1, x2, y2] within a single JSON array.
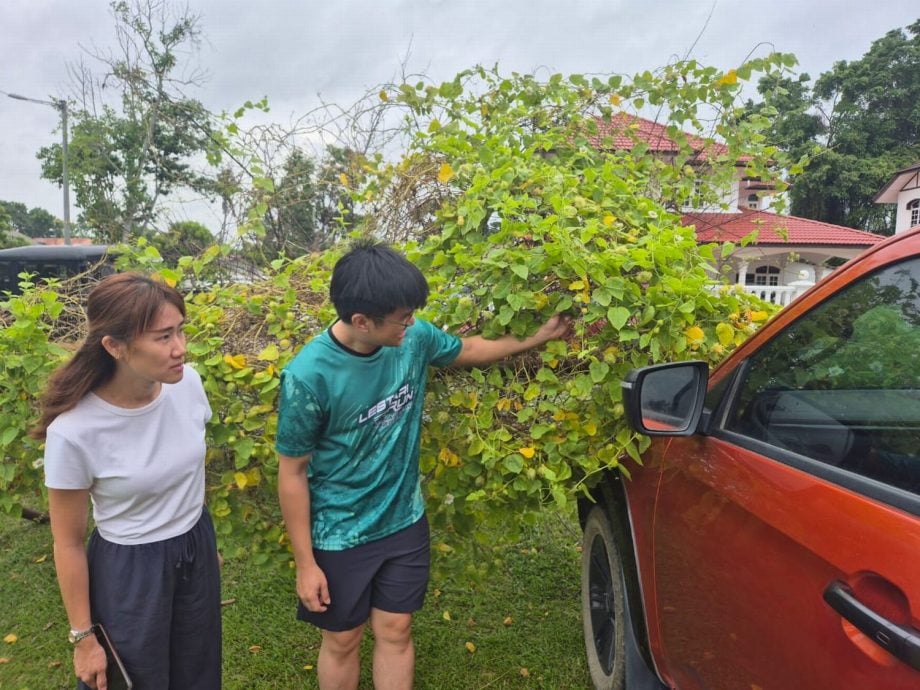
[[79, 509, 222, 690], [298, 515, 430, 632]]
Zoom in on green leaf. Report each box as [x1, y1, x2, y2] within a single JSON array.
[[1, 427, 17, 447], [607, 306, 630, 330], [589, 360, 610, 384], [510, 263, 529, 280]]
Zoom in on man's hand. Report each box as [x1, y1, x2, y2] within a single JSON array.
[[532, 313, 574, 345], [297, 561, 331, 613]]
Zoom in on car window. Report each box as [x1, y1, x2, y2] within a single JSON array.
[[725, 256, 920, 495]]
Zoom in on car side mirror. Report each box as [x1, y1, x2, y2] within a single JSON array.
[[621, 361, 709, 436]]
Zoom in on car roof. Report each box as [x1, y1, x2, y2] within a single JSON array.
[[0, 244, 110, 261]]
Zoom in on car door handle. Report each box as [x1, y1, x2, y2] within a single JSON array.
[[823, 581, 920, 671]]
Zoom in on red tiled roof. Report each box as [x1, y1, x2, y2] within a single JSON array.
[[683, 210, 886, 246], [587, 113, 731, 161]]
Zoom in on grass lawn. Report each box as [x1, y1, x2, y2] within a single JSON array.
[[0, 511, 590, 689]]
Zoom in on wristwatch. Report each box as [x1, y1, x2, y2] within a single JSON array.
[[68, 625, 97, 644]]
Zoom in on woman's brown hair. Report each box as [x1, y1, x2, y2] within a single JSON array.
[[30, 272, 186, 440]]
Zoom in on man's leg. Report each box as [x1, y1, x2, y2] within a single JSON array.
[[318, 624, 365, 690], [370, 609, 414, 690]]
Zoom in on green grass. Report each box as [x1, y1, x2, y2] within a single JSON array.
[[0, 512, 591, 689]]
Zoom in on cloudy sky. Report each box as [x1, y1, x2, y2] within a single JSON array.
[[0, 0, 916, 228]]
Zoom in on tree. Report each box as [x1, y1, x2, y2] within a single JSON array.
[[752, 19, 920, 234], [0, 205, 30, 248], [37, 0, 215, 242], [242, 145, 362, 260], [144, 220, 214, 263], [0, 202, 62, 239]]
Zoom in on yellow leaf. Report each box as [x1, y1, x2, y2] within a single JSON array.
[[716, 321, 735, 346], [584, 421, 598, 436], [257, 344, 280, 362], [34, 554, 47, 563], [163, 275, 177, 288], [378, 90, 389, 102], [3, 634, 17, 644], [248, 645, 262, 653], [519, 447, 536, 459], [438, 448, 460, 467], [717, 69, 738, 86], [503, 616, 513, 626], [437, 162, 454, 184], [568, 280, 585, 290], [685, 326, 705, 342], [0, 657, 9, 664], [234, 472, 248, 489], [496, 398, 511, 412], [603, 213, 615, 226], [750, 310, 769, 322], [465, 641, 476, 653], [339, 173, 349, 187], [303, 664, 315, 671], [442, 610, 452, 621], [436, 542, 454, 554], [223, 353, 246, 370], [520, 667, 530, 677]]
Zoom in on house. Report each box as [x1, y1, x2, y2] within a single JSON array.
[[591, 114, 887, 303], [874, 162, 920, 233], [684, 210, 884, 305]]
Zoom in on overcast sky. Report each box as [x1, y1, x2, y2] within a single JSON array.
[[1, 0, 916, 229]]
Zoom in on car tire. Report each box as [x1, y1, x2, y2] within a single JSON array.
[[581, 505, 627, 690]]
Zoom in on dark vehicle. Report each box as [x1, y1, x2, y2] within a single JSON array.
[[580, 226, 920, 689], [0, 244, 112, 295]]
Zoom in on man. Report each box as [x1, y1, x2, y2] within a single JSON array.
[[276, 239, 570, 689]]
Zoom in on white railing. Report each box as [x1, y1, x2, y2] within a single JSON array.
[[709, 283, 813, 307], [742, 285, 803, 306]]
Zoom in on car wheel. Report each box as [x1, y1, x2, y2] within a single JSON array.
[[581, 505, 627, 690]]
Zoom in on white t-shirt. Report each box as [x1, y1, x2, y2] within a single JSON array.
[[44, 365, 212, 545]]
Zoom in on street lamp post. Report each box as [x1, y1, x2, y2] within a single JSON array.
[[7, 92, 72, 245]]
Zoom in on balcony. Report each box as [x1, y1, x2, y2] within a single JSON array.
[[741, 284, 806, 306]]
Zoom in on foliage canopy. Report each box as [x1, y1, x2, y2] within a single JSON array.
[[2, 57, 790, 571]]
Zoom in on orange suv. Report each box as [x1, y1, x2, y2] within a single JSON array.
[[580, 227, 920, 689]]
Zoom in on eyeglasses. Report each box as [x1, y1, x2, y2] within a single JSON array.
[[382, 318, 414, 330]]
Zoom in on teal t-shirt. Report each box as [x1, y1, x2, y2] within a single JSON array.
[[276, 319, 462, 550]]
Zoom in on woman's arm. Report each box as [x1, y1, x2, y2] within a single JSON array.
[[48, 488, 108, 690]]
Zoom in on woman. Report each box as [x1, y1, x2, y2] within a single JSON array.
[[32, 272, 221, 689]]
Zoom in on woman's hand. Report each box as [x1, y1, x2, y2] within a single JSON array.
[[74, 634, 108, 690]]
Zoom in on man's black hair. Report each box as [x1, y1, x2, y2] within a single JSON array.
[[330, 238, 429, 322]]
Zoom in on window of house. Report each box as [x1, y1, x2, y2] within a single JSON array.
[[747, 193, 759, 210], [908, 198, 920, 228], [745, 265, 780, 286], [724, 257, 920, 494]]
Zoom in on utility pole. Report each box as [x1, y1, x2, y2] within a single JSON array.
[[6, 92, 72, 245]]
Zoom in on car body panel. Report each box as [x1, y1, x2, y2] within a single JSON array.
[[619, 226, 920, 689]]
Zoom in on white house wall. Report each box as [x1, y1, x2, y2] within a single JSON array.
[[895, 189, 920, 233]]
